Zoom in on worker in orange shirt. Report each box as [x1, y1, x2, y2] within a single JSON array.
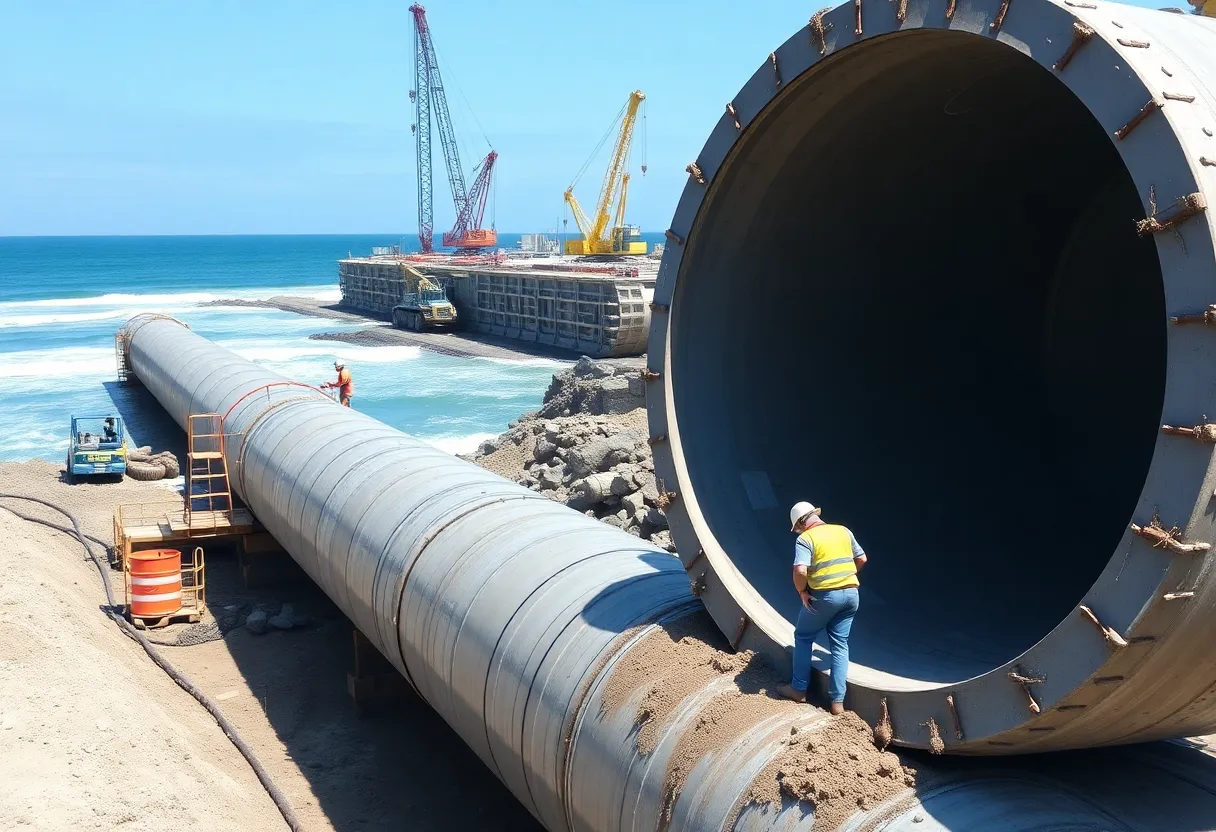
[[322, 360, 355, 407], [1190, 0, 1213, 15]]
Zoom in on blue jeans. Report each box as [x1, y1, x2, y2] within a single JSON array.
[[791, 586, 859, 704]]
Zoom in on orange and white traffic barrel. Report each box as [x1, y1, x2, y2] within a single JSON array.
[[128, 548, 183, 618]]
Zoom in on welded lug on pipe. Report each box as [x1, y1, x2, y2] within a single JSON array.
[[1136, 189, 1207, 237], [684, 162, 706, 185], [1078, 604, 1129, 649], [1114, 98, 1163, 140], [1009, 669, 1044, 714], [946, 694, 964, 741], [1169, 304, 1216, 324], [726, 102, 742, 131], [990, 0, 1011, 33], [1053, 23, 1095, 71], [650, 0, 1216, 755], [1130, 517, 1211, 554], [874, 697, 894, 749], [809, 8, 831, 53], [1161, 421, 1216, 441]]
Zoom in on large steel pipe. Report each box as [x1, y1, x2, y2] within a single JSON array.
[[122, 316, 704, 829], [123, 317, 1216, 829], [649, 0, 1216, 753]]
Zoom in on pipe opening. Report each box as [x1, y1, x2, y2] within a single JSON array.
[[672, 31, 1166, 688]]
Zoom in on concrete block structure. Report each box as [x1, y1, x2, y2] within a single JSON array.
[[338, 257, 654, 357]]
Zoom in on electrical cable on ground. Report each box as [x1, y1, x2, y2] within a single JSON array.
[[0, 493, 302, 832]]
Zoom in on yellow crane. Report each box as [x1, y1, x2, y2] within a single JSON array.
[[564, 90, 648, 256]]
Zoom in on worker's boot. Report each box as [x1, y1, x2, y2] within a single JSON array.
[[830, 701, 845, 716], [776, 683, 807, 703]]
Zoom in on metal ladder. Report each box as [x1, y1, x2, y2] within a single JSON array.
[[185, 413, 232, 527], [114, 330, 131, 383]]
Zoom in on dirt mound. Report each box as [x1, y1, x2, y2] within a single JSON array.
[[746, 713, 915, 829], [599, 614, 916, 830]]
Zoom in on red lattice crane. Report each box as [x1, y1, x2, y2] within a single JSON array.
[[409, 4, 497, 252]]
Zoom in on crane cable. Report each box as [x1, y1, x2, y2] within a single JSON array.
[[0, 493, 303, 832], [430, 39, 493, 155], [641, 98, 648, 175], [569, 99, 630, 190]]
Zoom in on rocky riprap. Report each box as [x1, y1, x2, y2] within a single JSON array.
[[464, 356, 675, 552]]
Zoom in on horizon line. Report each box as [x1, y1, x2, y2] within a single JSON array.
[[0, 230, 666, 240]]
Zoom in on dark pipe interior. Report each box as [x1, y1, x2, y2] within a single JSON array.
[[672, 31, 1166, 686]]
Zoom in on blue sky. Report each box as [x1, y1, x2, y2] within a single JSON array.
[[1, 0, 1165, 236]]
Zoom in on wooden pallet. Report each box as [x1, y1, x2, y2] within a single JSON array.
[[129, 610, 202, 630], [113, 501, 254, 568]]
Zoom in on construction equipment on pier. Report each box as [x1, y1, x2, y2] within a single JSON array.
[[390, 263, 457, 331], [564, 90, 648, 256], [409, 4, 497, 253]]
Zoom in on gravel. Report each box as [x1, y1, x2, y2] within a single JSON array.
[[464, 357, 673, 551]]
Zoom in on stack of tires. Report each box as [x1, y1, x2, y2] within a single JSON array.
[[125, 446, 182, 481]]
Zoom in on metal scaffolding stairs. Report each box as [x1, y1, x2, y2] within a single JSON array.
[[114, 330, 131, 383], [185, 413, 233, 528]]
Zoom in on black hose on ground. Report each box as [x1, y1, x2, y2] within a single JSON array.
[[0, 493, 302, 832], [0, 510, 113, 552], [0, 504, 217, 648]]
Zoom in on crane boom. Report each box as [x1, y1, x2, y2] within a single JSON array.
[[411, 15, 434, 253], [564, 90, 647, 256], [409, 5, 497, 251], [410, 5, 468, 223], [590, 90, 643, 245]]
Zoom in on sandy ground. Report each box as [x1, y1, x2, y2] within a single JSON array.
[[204, 295, 587, 362], [0, 464, 282, 832], [310, 325, 576, 361], [0, 460, 540, 831]]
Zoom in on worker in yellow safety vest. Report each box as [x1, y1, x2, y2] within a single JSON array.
[[1189, 0, 1213, 15], [776, 501, 867, 715], [322, 360, 355, 407]]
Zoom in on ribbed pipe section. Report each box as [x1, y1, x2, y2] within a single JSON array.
[[122, 316, 785, 828], [648, 0, 1216, 753], [123, 316, 1216, 828]]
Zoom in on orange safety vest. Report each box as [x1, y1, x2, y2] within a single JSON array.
[[336, 368, 354, 397]]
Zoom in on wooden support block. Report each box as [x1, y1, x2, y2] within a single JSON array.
[[348, 628, 411, 717]]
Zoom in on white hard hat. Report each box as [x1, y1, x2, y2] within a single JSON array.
[[334, 359, 345, 368], [789, 501, 821, 531]]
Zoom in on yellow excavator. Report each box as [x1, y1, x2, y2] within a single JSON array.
[[563, 90, 648, 256], [391, 263, 458, 331]]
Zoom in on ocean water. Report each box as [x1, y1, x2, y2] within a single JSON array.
[[0, 234, 635, 463]]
